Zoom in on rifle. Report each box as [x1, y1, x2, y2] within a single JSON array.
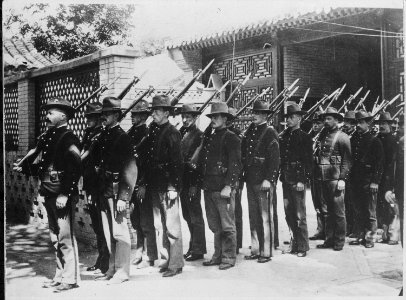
[[117, 76, 142, 100], [165, 87, 175, 96], [393, 107, 404, 119], [225, 73, 251, 105], [298, 88, 310, 108], [199, 81, 230, 113], [118, 86, 155, 122], [170, 59, 215, 106], [74, 75, 121, 111], [270, 78, 300, 106], [268, 86, 299, 119], [236, 87, 271, 117], [302, 88, 339, 121], [324, 83, 346, 111], [354, 90, 370, 111], [371, 96, 381, 114], [337, 87, 363, 113]]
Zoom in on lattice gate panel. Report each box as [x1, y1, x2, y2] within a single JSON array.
[[4, 83, 19, 150], [35, 65, 99, 139]]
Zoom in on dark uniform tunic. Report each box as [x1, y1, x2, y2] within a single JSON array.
[[141, 121, 184, 271], [242, 122, 279, 257], [314, 127, 351, 249], [350, 130, 384, 245], [376, 132, 398, 242], [279, 127, 312, 252], [199, 127, 241, 266], [96, 124, 137, 280], [81, 125, 109, 273], [127, 123, 157, 262], [28, 125, 82, 284], [179, 124, 207, 256]]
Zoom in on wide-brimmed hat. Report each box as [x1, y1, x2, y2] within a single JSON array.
[[131, 99, 150, 114], [41, 97, 76, 118], [355, 110, 373, 121], [179, 104, 201, 115], [206, 102, 233, 118], [312, 111, 323, 123], [343, 110, 356, 121], [101, 96, 122, 115], [251, 100, 273, 114], [283, 103, 306, 117], [84, 102, 103, 116], [321, 107, 343, 122], [374, 111, 395, 124], [150, 95, 174, 110]]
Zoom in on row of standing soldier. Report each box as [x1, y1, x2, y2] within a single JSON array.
[[13, 89, 404, 292]]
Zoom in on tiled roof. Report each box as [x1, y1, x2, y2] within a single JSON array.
[[3, 38, 60, 75], [167, 7, 379, 50]]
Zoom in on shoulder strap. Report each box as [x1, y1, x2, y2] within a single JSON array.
[[254, 126, 275, 154], [52, 130, 71, 164]]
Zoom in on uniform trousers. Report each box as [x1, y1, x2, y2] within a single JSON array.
[[150, 191, 184, 270], [282, 183, 309, 252], [272, 188, 279, 248], [203, 190, 237, 265], [87, 192, 109, 272], [235, 187, 243, 249], [180, 188, 207, 255], [344, 182, 355, 235], [377, 187, 399, 242], [351, 182, 377, 243], [319, 180, 346, 248], [100, 197, 131, 280], [130, 190, 158, 262], [246, 183, 274, 257], [310, 180, 325, 237], [43, 195, 80, 285]]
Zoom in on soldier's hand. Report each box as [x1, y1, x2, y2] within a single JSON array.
[[220, 185, 231, 198], [116, 200, 126, 213], [385, 191, 396, 204], [189, 186, 197, 198], [370, 183, 379, 194], [295, 182, 304, 192], [260, 180, 271, 191], [87, 194, 93, 205], [168, 190, 178, 201], [56, 195, 68, 209], [13, 162, 22, 172], [137, 186, 146, 201], [337, 180, 345, 191]]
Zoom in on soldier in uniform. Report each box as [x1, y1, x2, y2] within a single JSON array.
[[375, 112, 399, 244], [139, 95, 184, 277], [198, 102, 242, 270], [17, 98, 82, 292], [315, 107, 351, 251], [341, 110, 357, 236], [127, 100, 158, 267], [179, 104, 207, 261], [309, 111, 325, 240], [81, 102, 109, 274], [349, 110, 384, 248], [94, 96, 137, 284], [279, 104, 312, 257], [242, 100, 279, 262]]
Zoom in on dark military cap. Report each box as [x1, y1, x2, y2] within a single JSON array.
[[374, 111, 395, 124], [151, 95, 174, 110], [321, 107, 343, 122], [343, 110, 356, 121], [206, 102, 233, 118], [84, 102, 103, 116], [355, 110, 373, 121], [41, 97, 76, 118], [101, 96, 122, 114], [251, 100, 273, 114], [179, 104, 201, 115], [284, 103, 306, 117], [131, 99, 150, 114]]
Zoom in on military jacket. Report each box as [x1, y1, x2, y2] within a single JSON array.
[[81, 126, 103, 193], [385, 135, 404, 196], [350, 130, 384, 185], [279, 127, 312, 184], [127, 123, 148, 186], [377, 132, 397, 183], [140, 122, 183, 191], [199, 127, 242, 191], [314, 127, 351, 181], [96, 124, 137, 201], [242, 123, 280, 185], [180, 125, 202, 188], [26, 125, 82, 198]]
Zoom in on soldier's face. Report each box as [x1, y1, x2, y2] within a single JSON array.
[[46, 108, 67, 127], [324, 116, 338, 129], [312, 121, 323, 132], [286, 114, 301, 128], [356, 119, 369, 133], [131, 113, 142, 126], [152, 108, 169, 125], [103, 111, 119, 128], [379, 122, 391, 134], [86, 115, 98, 128], [211, 114, 227, 129], [182, 113, 196, 128], [252, 111, 267, 125], [343, 120, 355, 131]]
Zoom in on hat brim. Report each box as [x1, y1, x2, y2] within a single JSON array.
[[322, 113, 344, 122], [131, 109, 150, 114], [374, 119, 395, 124], [150, 106, 175, 110], [356, 116, 374, 122], [283, 111, 306, 117], [251, 109, 274, 114], [206, 112, 234, 119], [42, 104, 76, 118], [179, 111, 201, 115]]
